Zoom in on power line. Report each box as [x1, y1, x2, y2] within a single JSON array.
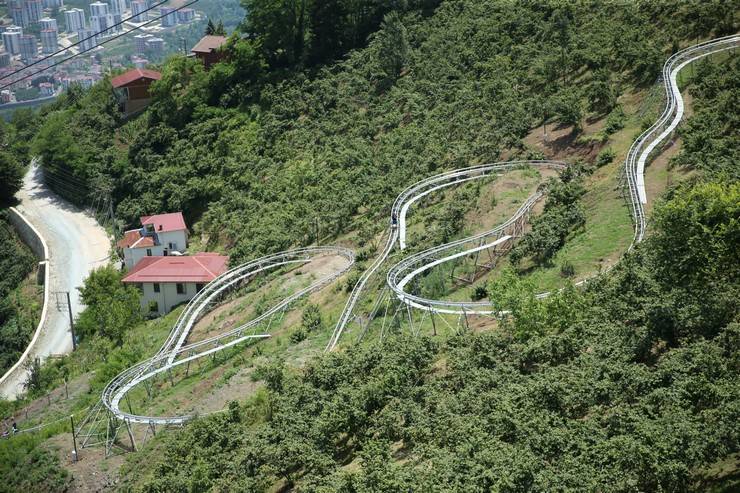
[[0, 0, 176, 84], [0, 0, 201, 92]]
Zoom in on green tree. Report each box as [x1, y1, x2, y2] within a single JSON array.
[[75, 266, 141, 346], [0, 151, 24, 204]]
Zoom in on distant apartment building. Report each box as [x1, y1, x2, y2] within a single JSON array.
[[2, 27, 23, 55], [0, 90, 12, 103], [19, 34, 38, 62], [40, 28, 58, 54], [109, 0, 126, 16], [89, 1, 108, 18], [9, 2, 25, 28], [177, 8, 195, 24], [42, 0, 64, 8], [145, 37, 164, 55], [13, 0, 44, 27], [0, 52, 11, 68], [160, 7, 177, 28], [64, 8, 86, 33], [40, 17, 58, 31], [131, 0, 148, 23], [77, 29, 97, 53], [134, 33, 152, 54]]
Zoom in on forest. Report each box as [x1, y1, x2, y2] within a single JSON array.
[[0, 0, 737, 491]]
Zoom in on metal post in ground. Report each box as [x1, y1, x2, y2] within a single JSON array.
[[66, 292, 76, 350], [70, 415, 78, 462]]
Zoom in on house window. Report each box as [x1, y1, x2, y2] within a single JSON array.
[[136, 283, 143, 292], [148, 300, 159, 313], [196, 283, 205, 293], [168, 242, 176, 250], [176, 283, 186, 295], [153, 283, 160, 293], [146, 249, 152, 256]]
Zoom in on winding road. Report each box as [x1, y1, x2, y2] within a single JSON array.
[[0, 165, 110, 399], [91, 36, 738, 428]]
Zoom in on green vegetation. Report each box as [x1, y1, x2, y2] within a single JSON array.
[[75, 266, 142, 346], [0, 214, 39, 376], [671, 57, 739, 179], [0, 1, 737, 491], [510, 166, 586, 267], [24, 1, 734, 263], [116, 178, 739, 490]]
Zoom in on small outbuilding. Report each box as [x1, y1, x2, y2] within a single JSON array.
[[111, 68, 162, 115], [191, 35, 227, 70]]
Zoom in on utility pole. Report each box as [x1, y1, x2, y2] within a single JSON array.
[[70, 415, 78, 462], [66, 292, 77, 350]]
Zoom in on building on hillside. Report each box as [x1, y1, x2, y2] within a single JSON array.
[[64, 8, 86, 33], [177, 8, 195, 24], [39, 17, 58, 31], [145, 36, 164, 55], [131, 0, 148, 23], [117, 212, 189, 270], [160, 7, 177, 28], [111, 67, 161, 114], [191, 35, 227, 70], [122, 253, 229, 315], [2, 27, 22, 55], [40, 28, 58, 54], [77, 28, 97, 53], [19, 34, 37, 62]]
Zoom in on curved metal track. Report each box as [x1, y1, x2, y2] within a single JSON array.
[[96, 36, 738, 428], [102, 247, 354, 424], [327, 35, 739, 347]]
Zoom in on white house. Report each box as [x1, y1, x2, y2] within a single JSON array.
[[122, 253, 229, 315], [117, 212, 189, 270]]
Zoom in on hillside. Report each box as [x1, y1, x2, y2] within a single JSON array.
[[0, 1, 738, 491]]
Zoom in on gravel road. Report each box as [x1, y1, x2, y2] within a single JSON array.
[[0, 165, 110, 399]]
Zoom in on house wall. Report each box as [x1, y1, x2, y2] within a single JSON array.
[[124, 244, 164, 270], [157, 230, 187, 253], [139, 281, 204, 315], [122, 230, 187, 269]]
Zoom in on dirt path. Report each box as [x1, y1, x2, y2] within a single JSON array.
[[0, 165, 110, 399]]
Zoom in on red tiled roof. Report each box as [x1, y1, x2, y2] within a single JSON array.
[[122, 254, 229, 284], [191, 35, 227, 53], [140, 212, 187, 233], [111, 68, 162, 88], [117, 229, 142, 249], [131, 236, 155, 248]]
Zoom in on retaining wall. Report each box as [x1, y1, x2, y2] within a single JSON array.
[[0, 207, 50, 398]]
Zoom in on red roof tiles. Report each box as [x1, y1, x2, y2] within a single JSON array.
[[122, 254, 229, 284], [191, 35, 227, 54], [140, 212, 187, 233], [111, 68, 162, 89]]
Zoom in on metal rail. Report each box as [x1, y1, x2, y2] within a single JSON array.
[[88, 35, 738, 431], [328, 35, 739, 345], [100, 247, 354, 425]]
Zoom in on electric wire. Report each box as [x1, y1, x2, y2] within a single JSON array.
[[0, 0, 201, 92]]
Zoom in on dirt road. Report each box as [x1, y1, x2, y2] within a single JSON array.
[[0, 165, 110, 399]]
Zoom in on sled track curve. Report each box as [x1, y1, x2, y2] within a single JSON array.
[[100, 36, 738, 425], [326, 34, 739, 348]]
